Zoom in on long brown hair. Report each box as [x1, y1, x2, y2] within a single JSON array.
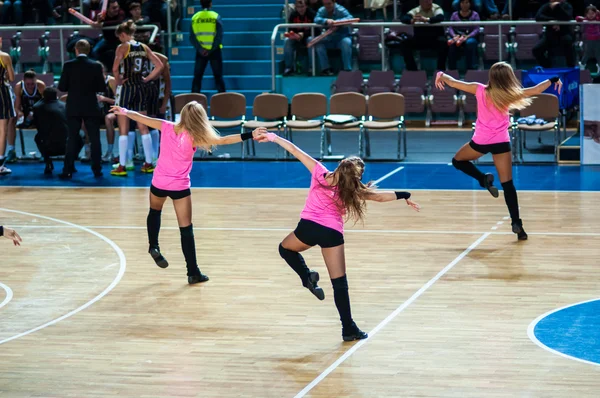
[[174, 101, 220, 150], [486, 61, 531, 112], [328, 156, 374, 223]]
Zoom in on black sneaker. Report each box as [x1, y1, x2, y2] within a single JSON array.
[[304, 270, 325, 300], [481, 173, 499, 198], [511, 219, 528, 240], [342, 323, 368, 342], [149, 247, 169, 268], [188, 274, 209, 284]]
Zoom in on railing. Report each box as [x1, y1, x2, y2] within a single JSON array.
[[0, 24, 160, 67], [270, 20, 599, 92]]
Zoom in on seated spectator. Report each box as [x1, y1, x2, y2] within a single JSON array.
[[91, 0, 125, 67], [32, 87, 69, 175], [577, 5, 600, 72], [533, 0, 575, 68], [1, 0, 23, 24], [308, 0, 354, 76], [400, 0, 447, 71], [130, 1, 149, 25], [14, 70, 46, 129], [284, 0, 316, 76], [447, 0, 480, 70], [452, 0, 499, 19]]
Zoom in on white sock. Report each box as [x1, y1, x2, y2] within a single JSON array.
[[150, 129, 159, 158], [119, 136, 128, 166], [107, 144, 113, 154], [141, 134, 154, 164], [127, 131, 136, 163]]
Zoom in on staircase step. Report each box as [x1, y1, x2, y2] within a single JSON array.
[[171, 60, 272, 75], [223, 31, 273, 46], [186, 4, 283, 18], [171, 45, 278, 61], [171, 75, 272, 91], [182, 17, 282, 32]]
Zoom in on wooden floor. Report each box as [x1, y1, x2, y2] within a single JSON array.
[[1, 187, 599, 397]]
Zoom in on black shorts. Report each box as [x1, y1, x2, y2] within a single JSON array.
[[469, 140, 511, 155], [294, 219, 344, 248], [145, 82, 160, 116], [150, 184, 191, 200], [116, 83, 147, 112], [0, 85, 15, 120]]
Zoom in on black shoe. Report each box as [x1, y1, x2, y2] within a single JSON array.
[[149, 247, 169, 268], [58, 172, 72, 180], [93, 171, 103, 178], [321, 69, 334, 76], [511, 219, 528, 240], [188, 274, 209, 284], [342, 323, 368, 342], [44, 163, 53, 175], [481, 173, 499, 198], [304, 270, 325, 300]]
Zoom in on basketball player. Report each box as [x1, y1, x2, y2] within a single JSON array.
[[0, 37, 15, 175], [111, 20, 163, 176], [0, 225, 22, 246], [14, 70, 46, 130], [144, 50, 170, 164], [110, 102, 262, 284], [436, 62, 562, 240], [96, 63, 117, 162], [255, 131, 420, 341]]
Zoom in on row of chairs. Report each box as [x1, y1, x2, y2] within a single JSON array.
[[173, 91, 407, 160]]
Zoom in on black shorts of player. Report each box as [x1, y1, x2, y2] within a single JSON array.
[[150, 184, 191, 200], [0, 85, 15, 120], [116, 83, 147, 112], [293, 219, 344, 248], [145, 82, 160, 116], [469, 140, 511, 155]]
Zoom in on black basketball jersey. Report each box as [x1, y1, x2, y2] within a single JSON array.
[[21, 81, 42, 114], [120, 42, 150, 84], [0, 59, 8, 87]]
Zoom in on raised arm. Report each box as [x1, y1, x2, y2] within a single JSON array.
[[435, 71, 479, 94], [522, 77, 562, 97], [110, 106, 164, 130], [260, 132, 317, 173]]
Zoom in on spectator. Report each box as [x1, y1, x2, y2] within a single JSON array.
[[91, 0, 126, 67], [309, 0, 354, 76], [284, 0, 316, 76], [83, 0, 102, 21], [400, 0, 447, 71], [142, 0, 168, 28], [447, 0, 480, 70], [533, 0, 575, 68], [130, 2, 149, 24], [451, 0, 498, 19], [190, 0, 225, 93], [308, 0, 322, 12], [1, 0, 23, 24], [577, 5, 600, 72], [32, 87, 68, 175]]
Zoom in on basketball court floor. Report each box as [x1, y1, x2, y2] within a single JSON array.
[[1, 161, 599, 397]]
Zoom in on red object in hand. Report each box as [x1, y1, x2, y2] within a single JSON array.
[[576, 16, 584, 22]]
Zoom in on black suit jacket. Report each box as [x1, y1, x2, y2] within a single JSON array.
[[58, 55, 106, 117], [32, 99, 68, 146]]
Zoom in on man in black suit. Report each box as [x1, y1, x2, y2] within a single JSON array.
[[58, 40, 107, 178], [32, 87, 69, 175]]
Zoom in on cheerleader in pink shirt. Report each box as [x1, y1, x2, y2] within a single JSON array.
[[256, 131, 420, 341], [435, 61, 562, 240]]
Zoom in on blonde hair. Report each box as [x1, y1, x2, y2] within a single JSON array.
[[486, 61, 531, 112], [174, 101, 220, 150], [328, 156, 374, 223], [116, 20, 136, 37]]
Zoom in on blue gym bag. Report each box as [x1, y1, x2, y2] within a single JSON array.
[[521, 67, 580, 110]]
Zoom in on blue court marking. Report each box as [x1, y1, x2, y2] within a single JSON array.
[[0, 162, 599, 191], [529, 299, 600, 366]]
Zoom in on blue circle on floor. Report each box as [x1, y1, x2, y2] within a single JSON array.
[[532, 299, 600, 365]]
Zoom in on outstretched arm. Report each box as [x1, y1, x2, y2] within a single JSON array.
[[258, 132, 317, 173], [110, 106, 163, 130], [435, 71, 478, 94], [212, 128, 262, 145], [523, 77, 562, 96], [0, 225, 22, 246], [364, 190, 420, 211]]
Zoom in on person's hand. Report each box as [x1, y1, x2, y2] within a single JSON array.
[[97, 94, 107, 102], [406, 199, 420, 212], [115, 75, 128, 86], [553, 25, 560, 31], [554, 78, 563, 94], [251, 127, 268, 139], [435, 71, 446, 90], [109, 105, 129, 115], [326, 19, 335, 26], [2, 227, 22, 246], [16, 110, 23, 119]]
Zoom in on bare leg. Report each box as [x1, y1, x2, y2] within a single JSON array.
[[0, 119, 8, 170]]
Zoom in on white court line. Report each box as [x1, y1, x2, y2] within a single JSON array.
[[0, 282, 13, 310], [293, 232, 492, 398], [371, 166, 405, 185], [527, 298, 600, 368], [7, 225, 600, 237], [0, 208, 126, 346]]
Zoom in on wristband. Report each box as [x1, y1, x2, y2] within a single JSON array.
[[395, 191, 411, 200], [265, 132, 278, 142], [240, 132, 253, 141], [549, 76, 559, 83], [0, 226, 3, 237]]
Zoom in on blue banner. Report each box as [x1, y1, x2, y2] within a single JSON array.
[[521, 67, 580, 110]]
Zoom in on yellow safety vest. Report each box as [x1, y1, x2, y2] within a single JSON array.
[[191, 9, 223, 50]]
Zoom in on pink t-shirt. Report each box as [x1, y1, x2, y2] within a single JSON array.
[[472, 83, 511, 145], [299, 162, 345, 234], [151, 121, 197, 191]]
